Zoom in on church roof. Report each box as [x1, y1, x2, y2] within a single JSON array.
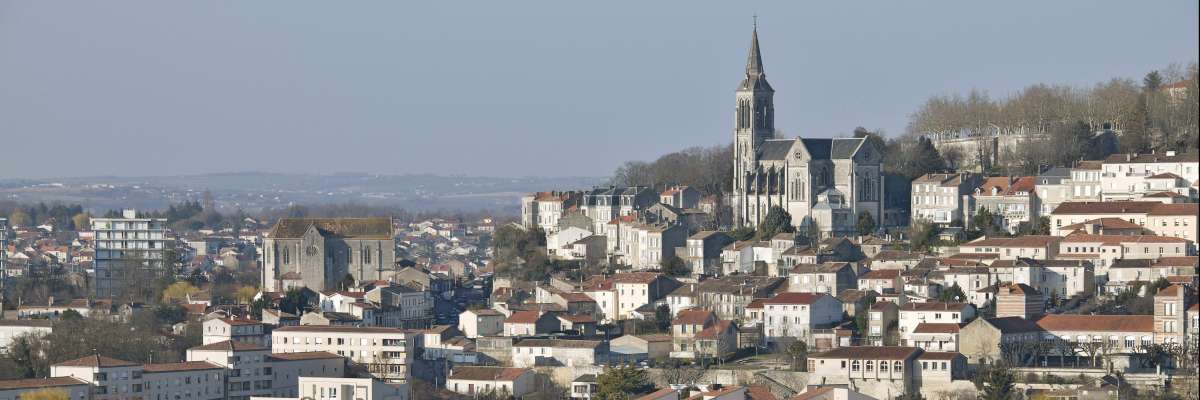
[[758, 140, 794, 160], [269, 217, 393, 240]]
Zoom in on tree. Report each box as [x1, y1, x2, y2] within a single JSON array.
[[939, 284, 967, 303], [234, 286, 259, 305], [59, 309, 83, 321], [971, 208, 1000, 235], [727, 227, 755, 241], [18, 389, 69, 400], [339, 273, 356, 291], [978, 363, 1016, 400], [279, 288, 307, 315], [909, 218, 937, 250], [659, 256, 689, 277], [8, 210, 32, 227], [756, 206, 794, 240], [785, 340, 808, 371], [1144, 71, 1164, 92], [654, 305, 671, 332], [660, 359, 705, 386], [856, 211, 876, 236], [161, 282, 200, 303], [70, 213, 90, 231], [594, 366, 651, 400]]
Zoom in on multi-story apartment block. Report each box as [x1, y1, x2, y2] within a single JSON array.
[[1057, 233, 1192, 276], [910, 172, 982, 226], [520, 191, 578, 234], [1154, 284, 1196, 345], [866, 301, 899, 346], [50, 355, 229, 400], [1099, 151, 1199, 200], [291, 377, 409, 400], [761, 292, 843, 346], [1050, 202, 1197, 241], [0, 218, 7, 289], [580, 186, 657, 234], [659, 186, 702, 209], [184, 341, 344, 400], [91, 209, 170, 299], [1034, 167, 1073, 216], [988, 259, 1094, 299], [971, 176, 1039, 233], [858, 269, 903, 295], [271, 326, 414, 382], [682, 231, 734, 276], [261, 217, 395, 292], [938, 267, 994, 306], [624, 223, 686, 269], [445, 367, 535, 398], [994, 283, 1043, 320]]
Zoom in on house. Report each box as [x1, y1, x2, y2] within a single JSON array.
[[612, 272, 681, 320], [760, 292, 843, 346], [682, 231, 735, 277], [957, 235, 1062, 260], [835, 289, 876, 318], [897, 302, 974, 337], [789, 262, 857, 295], [691, 320, 739, 361], [202, 318, 267, 346], [857, 269, 903, 294], [671, 309, 716, 359], [445, 366, 535, 398], [907, 323, 961, 351], [938, 267, 994, 306], [459, 308, 506, 338], [504, 310, 559, 336], [694, 275, 786, 322], [510, 338, 605, 367], [866, 301, 899, 346], [971, 176, 1039, 233], [557, 314, 598, 336], [1050, 201, 1197, 241], [806, 346, 965, 400], [571, 374, 598, 400], [995, 283, 1043, 320]]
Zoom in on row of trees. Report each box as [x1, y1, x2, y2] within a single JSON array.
[[609, 145, 733, 196], [909, 64, 1200, 154], [0, 202, 87, 231]]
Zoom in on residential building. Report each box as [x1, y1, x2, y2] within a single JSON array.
[[897, 302, 974, 337], [788, 262, 857, 295], [1056, 233, 1192, 275], [1154, 284, 1196, 345], [445, 367, 535, 398], [1050, 201, 1196, 241], [806, 346, 965, 400], [291, 377, 409, 400], [202, 318, 268, 346], [612, 272, 680, 320], [510, 338, 604, 368], [503, 310, 559, 336], [911, 172, 982, 226], [521, 191, 578, 234], [957, 236, 1061, 260], [682, 231, 735, 277], [50, 355, 227, 400], [693, 275, 786, 322], [0, 320, 53, 350], [271, 326, 414, 382], [939, 267, 994, 306], [957, 317, 1042, 364], [907, 323, 961, 351], [262, 218, 396, 292], [857, 269, 903, 294], [994, 283, 1043, 320], [459, 308, 505, 338], [971, 176, 1039, 233], [761, 292, 843, 346], [1035, 167, 1074, 216], [671, 309, 717, 359], [866, 301, 899, 346], [580, 186, 657, 234], [91, 209, 170, 299], [1099, 151, 1200, 200]]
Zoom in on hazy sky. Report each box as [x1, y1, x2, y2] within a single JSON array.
[[2, 1, 1197, 179]]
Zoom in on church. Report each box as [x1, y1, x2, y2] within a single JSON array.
[[729, 27, 886, 236]]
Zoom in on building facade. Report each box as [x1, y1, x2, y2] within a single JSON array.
[[262, 218, 396, 292], [91, 210, 170, 298], [728, 28, 885, 233]]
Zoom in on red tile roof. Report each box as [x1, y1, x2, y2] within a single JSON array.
[[188, 340, 268, 352], [810, 346, 920, 360], [1035, 314, 1153, 333], [505, 310, 544, 324], [0, 377, 87, 390], [52, 355, 139, 368], [912, 323, 963, 334], [1051, 201, 1160, 215], [269, 351, 342, 361], [673, 309, 715, 325], [142, 361, 223, 373], [860, 269, 901, 279], [449, 366, 530, 381]]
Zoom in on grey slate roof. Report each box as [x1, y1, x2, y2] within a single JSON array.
[[830, 138, 865, 159], [758, 140, 795, 160]]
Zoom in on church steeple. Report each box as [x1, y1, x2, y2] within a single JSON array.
[[733, 20, 776, 220], [739, 23, 773, 93]]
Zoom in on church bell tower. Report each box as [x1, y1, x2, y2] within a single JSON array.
[[733, 22, 775, 207]]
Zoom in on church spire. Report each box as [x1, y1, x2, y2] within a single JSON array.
[[746, 18, 764, 77]]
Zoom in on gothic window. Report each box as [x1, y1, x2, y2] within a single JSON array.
[[282, 246, 290, 264], [363, 247, 372, 264], [306, 245, 319, 257]]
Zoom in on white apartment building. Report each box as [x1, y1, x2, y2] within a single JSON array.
[[186, 341, 344, 400], [0, 320, 53, 350], [271, 326, 414, 382], [761, 292, 843, 346], [911, 173, 982, 226], [91, 209, 170, 298], [897, 303, 974, 337], [1050, 202, 1197, 241], [50, 355, 226, 400], [203, 318, 268, 346], [938, 268, 994, 306], [612, 272, 679, 320], [1099, 151, 1199, 200], [510, 338, 604, 368], [1057, 233, 1192, 275]]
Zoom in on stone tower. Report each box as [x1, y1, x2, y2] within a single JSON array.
[[732, 24, 775, 225]]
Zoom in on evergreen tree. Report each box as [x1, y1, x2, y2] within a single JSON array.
[[756, 206, 794, 240]]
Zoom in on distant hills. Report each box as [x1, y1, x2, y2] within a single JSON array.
[[0, 172, 606, 215]]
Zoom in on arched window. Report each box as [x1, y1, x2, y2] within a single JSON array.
[[865, 361, 873, 372], [283, 247, 290, 264], [851, 360, 860, 372], [363, 248, 372, 264], [894, 361, 903, 373], [880, 361, 889, 373]]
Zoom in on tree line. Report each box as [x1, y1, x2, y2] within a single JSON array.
[[909, 63, 1199, 154]]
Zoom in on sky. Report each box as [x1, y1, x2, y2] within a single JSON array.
[[1, 1, 1197, 180]]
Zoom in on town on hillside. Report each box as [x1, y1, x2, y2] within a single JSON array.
[[2, 21, 1199, 400]]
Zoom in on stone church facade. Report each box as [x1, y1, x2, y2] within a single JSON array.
[[262, 217, 396, 291], [729, 28, 885, 235]]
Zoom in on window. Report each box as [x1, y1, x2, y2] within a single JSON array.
[[879, 361, 889, 373], [851, 360, 860, 372], [865, 361, 873, 372], [894, 361, 903, 373]]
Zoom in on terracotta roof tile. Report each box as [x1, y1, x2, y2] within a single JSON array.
[[449, 366, 530, 381], [1035, 314, 1153, 333]]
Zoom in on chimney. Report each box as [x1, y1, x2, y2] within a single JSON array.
[[122, 209, 137, 219]]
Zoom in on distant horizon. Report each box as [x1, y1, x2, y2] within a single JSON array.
[[0, 170, 610, 182], [2, 1, 1196, 179]]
